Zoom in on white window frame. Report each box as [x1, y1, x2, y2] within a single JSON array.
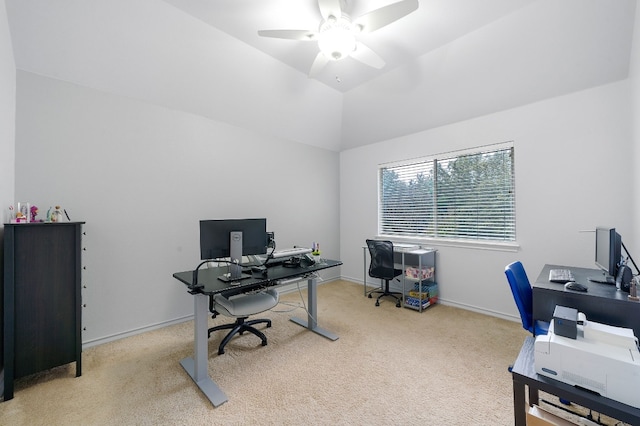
[[377, 142, 519, 252]]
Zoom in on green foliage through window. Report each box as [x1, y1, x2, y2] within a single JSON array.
[[379, 144, 515, 241]]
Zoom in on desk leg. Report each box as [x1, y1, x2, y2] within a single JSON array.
[[290, 276, 339, 341], [529, 386, 539, 407], [364, 247, 367, 296], [179, 293, 228, 407], [512, 377, 527, 426]]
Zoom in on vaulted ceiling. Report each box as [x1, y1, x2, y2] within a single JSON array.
[[5, 0, 637, 151], [162, 0, 538, 92]]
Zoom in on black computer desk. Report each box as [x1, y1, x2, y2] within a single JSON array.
[[173, 259, 342, 407], [532, 264, 640, 337], [511, 336, 640, 425]]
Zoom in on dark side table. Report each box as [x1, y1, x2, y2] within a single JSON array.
[[511, 336, 640, 425]]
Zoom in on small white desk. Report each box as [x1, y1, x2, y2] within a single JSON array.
[[362, 243, 437, 310]]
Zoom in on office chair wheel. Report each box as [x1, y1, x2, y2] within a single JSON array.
[[396, 300, 401, 308], [368, 294, 373, 298], [375, 300, 380, 306]]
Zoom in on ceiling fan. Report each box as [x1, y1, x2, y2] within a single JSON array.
[[257, 0, 419, 77]]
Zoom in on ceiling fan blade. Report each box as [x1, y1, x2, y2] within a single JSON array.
[[350, 42, 386, 69], [318, 0, 343, 20], [353, 0, 419, 33], [309, 52, 329, 77], [257, 29, 316, 41]]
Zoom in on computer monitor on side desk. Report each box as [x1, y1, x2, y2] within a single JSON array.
[[590, 226, 639, 291], [199, 218, 268, 282], [589, 227, 622, 284]]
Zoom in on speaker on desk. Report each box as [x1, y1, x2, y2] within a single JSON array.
[[616, 264, 633, 292]]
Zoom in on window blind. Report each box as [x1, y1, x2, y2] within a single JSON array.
[[379, 145, 515, 241]]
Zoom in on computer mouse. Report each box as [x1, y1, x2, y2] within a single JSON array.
[[564, 281, 588, 292]]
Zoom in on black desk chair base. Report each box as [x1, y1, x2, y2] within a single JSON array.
[[208, 317, 271, 355], [207, 288, 279, 355], [368, 280, 403, 308]]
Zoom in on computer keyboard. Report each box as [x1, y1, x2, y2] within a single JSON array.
[[549, 269, 575, 283], [252, 247, 313, 268], [270, 247, 312, 259]]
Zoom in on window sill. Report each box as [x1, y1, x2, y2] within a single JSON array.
[[378, 235, 520, 253]]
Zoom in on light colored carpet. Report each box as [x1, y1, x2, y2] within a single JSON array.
[[0, 280, 550, 424]]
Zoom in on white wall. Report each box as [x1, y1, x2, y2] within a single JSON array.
[[14, 71, 341, 345], [340, 80, 633, 320], [631, 2, 640, 252], [6, 0, 344, 151], [340, 0, 636, 150], [0, 0, 15, 224]]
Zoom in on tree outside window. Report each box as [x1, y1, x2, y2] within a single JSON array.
[[379, 144, 515, 242]]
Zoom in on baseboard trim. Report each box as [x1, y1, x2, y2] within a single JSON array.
[[82, 315, 193, 349], [81, 277, 341, 349], [436, 299, 520, 323], [82, 276, 518, 350], [340, 276, 520, 324]]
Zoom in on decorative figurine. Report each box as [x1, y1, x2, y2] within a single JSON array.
[[14, 211, 26, 223], [17, 202, 30, 222], [51, 205, 63, 222], [312, 242, 322, 263], [630, 276, 640, 301], [30, 205, 39, 222]]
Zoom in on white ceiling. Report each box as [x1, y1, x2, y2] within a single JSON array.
[[4, 0, 638, 151], [162, 0, 538, 92]]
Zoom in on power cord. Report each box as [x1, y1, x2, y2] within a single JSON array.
[[271, 300, 303, 314], [293, 272, 322, 325]]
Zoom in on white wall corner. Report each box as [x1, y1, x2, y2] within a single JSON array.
[[0, 0, 16, 222], [630, 2, 640, 256]]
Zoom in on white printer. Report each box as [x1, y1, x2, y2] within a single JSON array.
[[534, 307, 640, 408]]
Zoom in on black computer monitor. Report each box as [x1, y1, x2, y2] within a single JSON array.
[[199, 218, 268, 281], [594, 226, 621, 280]]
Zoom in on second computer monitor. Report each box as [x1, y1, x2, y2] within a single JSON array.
[[595, 226, 621, 279]]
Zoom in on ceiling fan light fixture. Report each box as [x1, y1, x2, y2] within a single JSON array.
[[318, 16, 355, 61], [258, 0, 420, 75]]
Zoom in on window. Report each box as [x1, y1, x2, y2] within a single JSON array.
[[379, 143, 515, 242]]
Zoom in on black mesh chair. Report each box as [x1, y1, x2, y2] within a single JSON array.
[[366, 239, 403, 307]]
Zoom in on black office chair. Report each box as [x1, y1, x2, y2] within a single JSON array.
[[208, 288, 279, 355], [366, 239, 403, 308]]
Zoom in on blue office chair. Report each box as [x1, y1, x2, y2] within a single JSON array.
[[505, 261, 549, 337], [505, 262, 571, 405]]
